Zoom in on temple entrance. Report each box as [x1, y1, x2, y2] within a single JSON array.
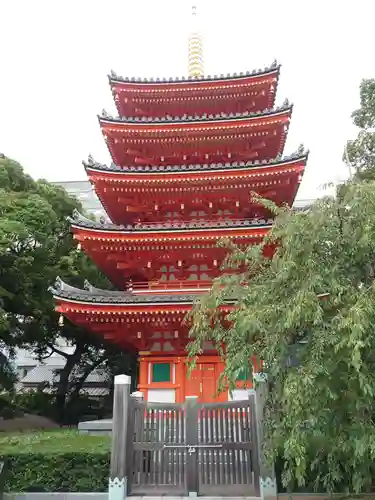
[[139, 356, 228, 404], [185, 363, 218, 402], [126, 396, 260, 496]]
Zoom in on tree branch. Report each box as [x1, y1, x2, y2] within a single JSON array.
[[46, 343, 70, 359]]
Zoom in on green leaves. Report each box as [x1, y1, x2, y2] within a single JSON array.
[[189, 179, 375, 493], [345, 78, 375, 182], [352, 79, 375, 129], [0, 155, 133, 420], [189, 79, 375, 493], [0, 431, 110, 492]]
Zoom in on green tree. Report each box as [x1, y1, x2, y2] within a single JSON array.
[[190, 79, 375, 494], [190, 185, 375, 494], [0, 351, 17, 392], [0, 155, 134, 422], [345, 79, 375, 181]]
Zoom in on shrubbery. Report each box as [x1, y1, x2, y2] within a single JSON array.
[[0, 431, 110, 492], [0, 390, 112, 425], [3, 453, 109, 492], [0, 394, 24, 420]]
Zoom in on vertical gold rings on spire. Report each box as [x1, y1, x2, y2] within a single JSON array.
[[188, 5, 204, 78]]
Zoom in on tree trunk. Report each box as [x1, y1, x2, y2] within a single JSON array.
[[68, 354, 107, 401], [54, 342, 85, 423]]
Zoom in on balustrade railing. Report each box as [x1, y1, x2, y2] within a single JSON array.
[[133, 218, 271, 231], [131, 280, 212, 292]]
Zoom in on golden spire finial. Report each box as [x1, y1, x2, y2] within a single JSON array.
[[188, 3, 204, 78]]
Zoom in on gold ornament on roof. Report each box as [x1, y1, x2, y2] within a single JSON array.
[[188, 4, 204, 78]]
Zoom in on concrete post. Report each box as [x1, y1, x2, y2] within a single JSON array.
[[108, 374, 131, 500], [253, 372, 277, 500]]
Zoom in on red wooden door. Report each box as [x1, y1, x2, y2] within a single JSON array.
[[186, 365, 201, 399], [185, 363, 217, 402], [200, 363, 216, 402]]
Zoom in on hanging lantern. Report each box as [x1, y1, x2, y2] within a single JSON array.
[[58, 314, 64, 327]]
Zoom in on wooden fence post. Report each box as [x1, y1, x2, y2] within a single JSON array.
[[108, 374, 131, 500], [185, 395, 199, 496], [253, 372, 277, 500]]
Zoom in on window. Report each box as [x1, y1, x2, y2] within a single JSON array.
[[188, 264, 210, 281], [152, 363, 171, 383], [160, 265, 176, 281], [236, 367, 249, 381]]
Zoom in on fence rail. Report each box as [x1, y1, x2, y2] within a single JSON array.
[[126, 398, 260, 496]]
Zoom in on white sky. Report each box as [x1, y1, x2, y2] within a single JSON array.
[[0, 0, 374, 199]]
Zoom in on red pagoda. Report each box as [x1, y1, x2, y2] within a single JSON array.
[[51, 8, 307, 404]]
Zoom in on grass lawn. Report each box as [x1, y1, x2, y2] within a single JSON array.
[[0, 429, 111, 454]]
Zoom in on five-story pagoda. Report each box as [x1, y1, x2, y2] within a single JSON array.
[[50, 6, 307, 403]]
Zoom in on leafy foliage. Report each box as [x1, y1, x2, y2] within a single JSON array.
[[1, 431, 110, 492], [0, 155, 135, 422], [190, 184, 375, 493], [0, 351, 16, 392], [345, 79, 375, 181], [189, 79, 375, 494]]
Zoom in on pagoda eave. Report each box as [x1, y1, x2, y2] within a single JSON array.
[[70, 220, 272, 244], [85, 154, 307, 185], [98, 104, 292, 131], [54, 298, 195, 314], [51, 278, 203, 312], [99, 106, 292, 167], [108, 64, 280, 90], [109, 65, 280, 117], [84, 151, 307, 175]]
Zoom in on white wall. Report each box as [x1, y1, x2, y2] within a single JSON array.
[[228, 388, 255, 401], [147, 389, 176, 403]]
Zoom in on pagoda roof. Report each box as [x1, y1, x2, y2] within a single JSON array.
[[99, 101, 292, 125], [108, 61, 280, 86], [49, 277, 197, 305], [50, 277, 329, 306], [68, 211, 273, 234], [84, 150, 308, 176]]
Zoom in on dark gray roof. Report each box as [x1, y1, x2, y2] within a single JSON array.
[[99, 101, 292, 124], [108, 61, 280, 85], [21, 364, 109, 396], [49, 277, 199, 304], [68, 211, 273, 232], [21, 365, 61, 384], [84, 150, 308, 175]]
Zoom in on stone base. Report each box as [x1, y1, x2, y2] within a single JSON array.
[[260, 476, 277, 500], [108, 477, 126, 500], [78, 418, 112, 436]]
